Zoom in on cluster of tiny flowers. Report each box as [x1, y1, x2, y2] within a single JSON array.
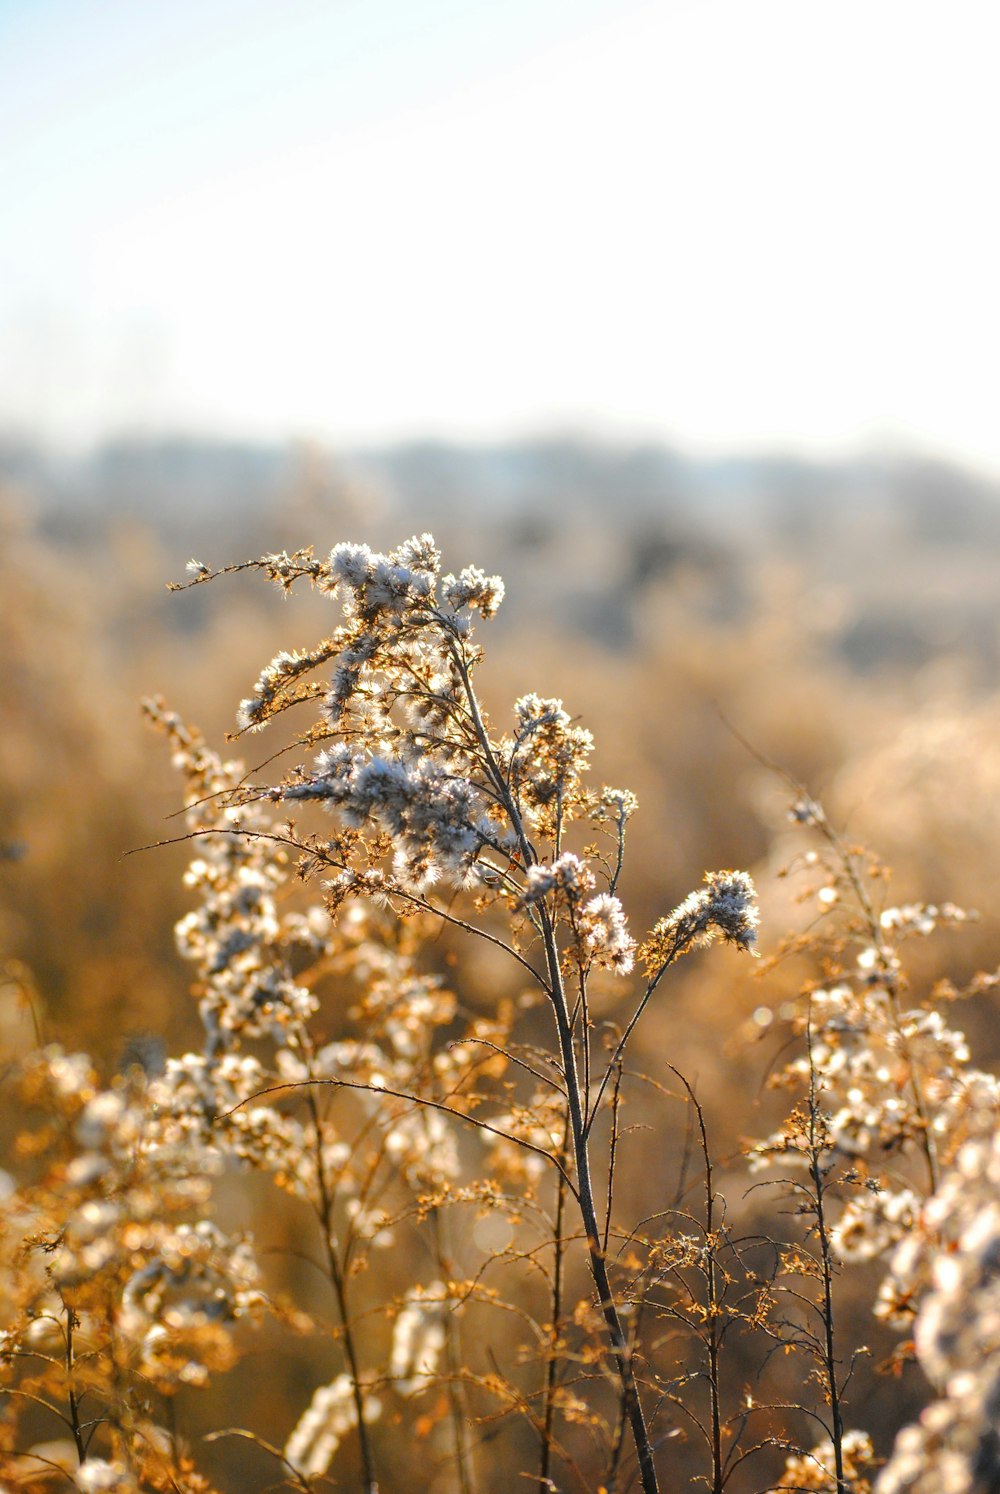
[[208, 540, 661, 1020], [599, 785, 639, 825], [148, 1049, 302, 1186], [767, 1429, 876, 1492], [331, 535, 438, 607], [831, 1187, 921, 1264], [237, 643, 333, 731], [157, 712, 474, 1206], [639, 870, 759, 974], [117, 1222, 264, 1388], [748, 825, 995, 1266], [0, 1041, 265, 1481], [288, 741, 502, 890], [325, 537, 454, 724], [441, 563, 505, 617], [519, 852, 637, 972], [503, 694, 595, 837], [284, 1372, 381, 1479], [225, 536, 531, 894], [879, 902, 973, 938], [148, 702, 323, 1050], [274, 947, 479, 1194], [876, 1110, 1000, 1493], [752, 805, 1000, 1494], [523, 851, 596, 904], [752, 969, 999, 1260], [578, 892, 636, 974]]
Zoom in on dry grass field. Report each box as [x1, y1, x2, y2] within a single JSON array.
[[2, 451, 999, 1492]]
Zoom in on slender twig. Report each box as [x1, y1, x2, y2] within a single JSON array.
[[450, 651, 661, 1494], [803, 1018, 847, 1494], [539, 1124, 569, 1494], [304, 1083, 380, 1494]]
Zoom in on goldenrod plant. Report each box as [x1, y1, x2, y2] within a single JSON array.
[[0, 535, 996, 1494]]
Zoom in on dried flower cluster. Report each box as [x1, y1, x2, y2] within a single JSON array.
[[877, 1104, 1000, 1493], [752, 799, 1000, 1494], [0, 1044, 264, 1489]]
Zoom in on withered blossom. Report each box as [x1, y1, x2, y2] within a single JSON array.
[[639, 869, 759, 975]]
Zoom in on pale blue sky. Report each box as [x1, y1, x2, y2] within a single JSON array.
[[3, 0, 1000, 466]]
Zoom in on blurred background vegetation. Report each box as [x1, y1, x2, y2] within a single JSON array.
[[4, 433, 1000, 1054]]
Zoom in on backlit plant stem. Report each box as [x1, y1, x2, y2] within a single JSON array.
[[453, 651, 661, 1494], [306, 1085, 380, 1494], [805, 1023, 847, 1494]]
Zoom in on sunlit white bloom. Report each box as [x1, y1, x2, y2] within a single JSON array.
[[284, 1372, 381, 1479], [390, 1285, 449, 1394], [330, 541, 376, 588], [75, 1089, 132, 1149], [876, 1112, 1000, 1492], [600, 786, 639, 822], [649, 870, 759, 960], [442, 563, 505, 618], [514, 693, 571, 732], [75, 1459, 138, 1492], [832, 1189, 920, 1263], [769, 1429, 875, 1492], [523, 852, 596, 904], [579, 893, 635, 973]]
